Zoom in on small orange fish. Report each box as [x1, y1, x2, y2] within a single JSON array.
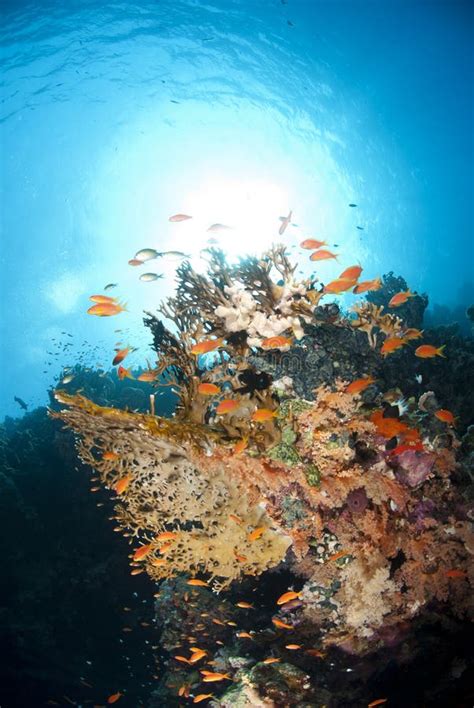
[[189, 650, 207, 663], [87, 302, 126, 317], [90, 294, 118, 304], [285, 644, 302, 650], [130, 568, 144, 575], [388, 289, 415, 307], [415, 344, 446, 358], [251, 408, 277, 422], [368, 700, 388, 708], [300, 238, 327, 249], [352, 277, 382, 294], [216, 399, 239, 415], [324, 278, 357, 294], [380, 337, 407, 356], [261, 335, 293, 349], [305, 649, 325, 658], [201, 672, 232, 683], [345, 376, 376, 394], [169, 213, 192, 222], [102, 451, 120, 461], [193, 695, 214, 704], [137, 370, 157, 381], [151, 558, 167, 567], [445, 569, 467, 579], [198, 383, 220, 395], [277, 590, 301, 605], [115, 475, 132, 495], [107, 693, 122, 704], [236, 631, 253, 639], [272, 618, 293, 629], [339, 265, 362, 281], [435, 409, 456, 425], [248, 526, 265, 541], [212, 618, 225, 626], [133, 544, 152, 561], [236, 601, 254, 609], [263, 657, 281, 664], [128, 258, 145, 266], [234, 552, 247, 562], [174, 655, 191, 664], [117, 365, 134, 380], [328, 549, 349, 562], [191, 338, 224, 356], [112, 347, 130, 366], [156, 531, 177, 542], [233, 438, 248, 455], [402, 327, 423, 340], [187, 579, 208, 587], [229, 514, 243, 524], [279, 210, 293, 235], [310, 249, 338, 262]]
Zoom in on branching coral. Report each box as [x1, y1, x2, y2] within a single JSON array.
[[351, 301, 404, 348]]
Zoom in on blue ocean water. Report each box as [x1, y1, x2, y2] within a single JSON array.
[[0, 0, 472, 419]]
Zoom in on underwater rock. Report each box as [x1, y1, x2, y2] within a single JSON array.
[[396, 450, 435, 487]]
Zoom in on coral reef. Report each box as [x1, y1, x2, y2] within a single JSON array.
[[50, 245, 474, 704]]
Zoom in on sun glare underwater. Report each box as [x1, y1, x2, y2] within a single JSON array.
[[1, 0, 473, 707]]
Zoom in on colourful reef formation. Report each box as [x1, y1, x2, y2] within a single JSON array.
[[52, 245, 474, 702]]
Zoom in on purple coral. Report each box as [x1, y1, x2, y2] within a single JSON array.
[[346, 487, 369, 514], [396, 450, 435, 487]]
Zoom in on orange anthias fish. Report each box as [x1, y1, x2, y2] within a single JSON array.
[[169, 213, 192, 222], [324, 278, 357, 294], [300, 238, 327, 250], [263, 657, 281, 664], [198, 383, 220, 395], [187, 579, 208, 587], [89, 294, 118, 304], [277, 590, 301, 605], [251, 408, 277, 422], [236, 601, 254, 609], [87, 302, 126, 317], [285, 644, 302, 650], [339, 265, 362, 281], [107, 693, 122, 704], [115, 475, 132, 495], [261, 335, 293, 349], [380, 337, 407, 356], [368, 700, 388, 708], [137, 370, 158, 381], [445, 569, 467, 579], [272, 618, 293, 629], [193, 695, 214, 704], [117, 365, 134, 380], [279, 210, 293, 235], [216, 399, 239, 415], [352, 277, 382, 294], [102, 451, 120, 461], [415, 344, 446, 358], [156, 531, 177, 542], [435, 409, 456, 425], [388, 289, 415, 307], [133, 544, 152, 561], [191, 338, 224, 355], [346, 376, 376, 394], [402, 328, 423, 341], [201, 672, 232, 683], [248, 526, 265, 541], [389, 442, 424, 456], [310, 249, 338, 262], [112, 347, 130, 366], [189, 649, 207, 663], [233, 438, 248, 455], [328, 549, 349, 562]]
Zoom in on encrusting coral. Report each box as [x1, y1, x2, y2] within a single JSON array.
[[52, 243, 473, 664]]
